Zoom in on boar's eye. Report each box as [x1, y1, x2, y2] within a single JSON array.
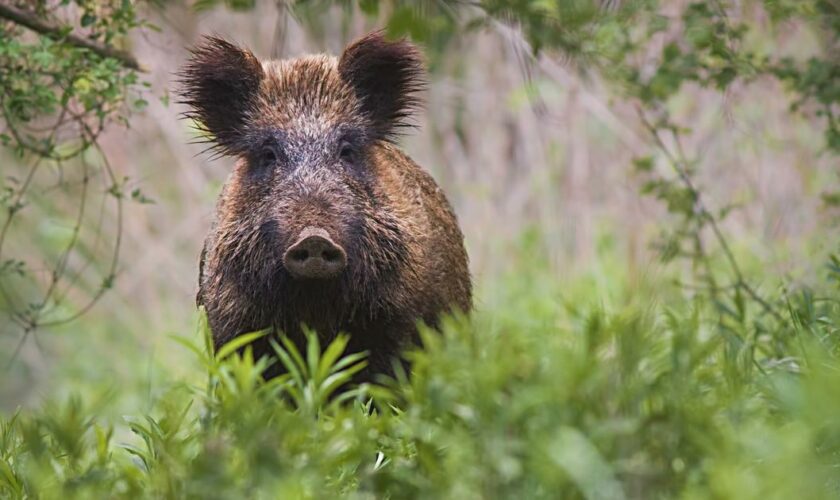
[[338, 140, 357, 163], [255, 142, 286, 169], [260, 146, 277, 165]]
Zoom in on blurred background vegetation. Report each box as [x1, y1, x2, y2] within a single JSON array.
[[0, 0, 839, 497]]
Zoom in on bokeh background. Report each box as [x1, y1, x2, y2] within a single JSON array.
[[1, 1, 837, 412]]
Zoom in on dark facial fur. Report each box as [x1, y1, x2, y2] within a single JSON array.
[[180, 32, 471, 380]]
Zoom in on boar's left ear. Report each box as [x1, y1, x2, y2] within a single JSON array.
[[178, 36, 264, 157], [338, 31, 425, 141]]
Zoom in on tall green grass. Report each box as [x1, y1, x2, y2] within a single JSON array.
[[1, 250, 839, 498]]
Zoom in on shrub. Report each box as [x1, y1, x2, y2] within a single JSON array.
[[1, 252, 838, 499]]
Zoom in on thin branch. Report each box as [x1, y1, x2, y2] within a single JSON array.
[[28, 156, 89, 326], [635, 106, 787, 324], [0, 3, 144, 72], [5, 327, 32, 371], [36, 127, 122, 328]]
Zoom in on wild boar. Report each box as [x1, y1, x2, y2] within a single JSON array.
[[180, 31, 471, 380]]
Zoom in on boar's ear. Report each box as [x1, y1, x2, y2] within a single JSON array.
[[179, 36, 264, 156], [338, 31, 425, 141]]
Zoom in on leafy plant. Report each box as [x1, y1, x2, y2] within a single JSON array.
[[0, 248, 838, 498], [0, 1, 150, 360]]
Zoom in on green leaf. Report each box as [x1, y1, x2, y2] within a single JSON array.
[[359, 0, 378, 15], [321, 360, 368, 397], [215, 330, 268, 360], [316, 334, 350, 382], [0, 458, 23, 496], [548, 427, 626, 500], [80, 13, 97, 27], [632, 156, 654, 172], [305, 329, 321, 377], [271, 338, 305, 388]]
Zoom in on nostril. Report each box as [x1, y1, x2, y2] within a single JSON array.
[[289, 248, 310, 262], [322, 249, 341, 262]]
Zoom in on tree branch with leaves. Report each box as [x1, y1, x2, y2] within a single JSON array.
[[0, 0, 149, 365]]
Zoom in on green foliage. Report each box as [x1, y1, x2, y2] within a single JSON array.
[[1, 1, 839, 497], [0, 1, 143, 159], [273, 1, 840, 154], [0, 1, 147, 347], [295, 0, 840, 215], [1, 251, 838, 498]]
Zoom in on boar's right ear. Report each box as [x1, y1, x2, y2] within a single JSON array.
[[178, 36, 264, 156], [338, 31, 425, 142]]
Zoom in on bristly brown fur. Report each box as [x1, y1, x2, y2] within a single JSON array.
[[177, 36, 264, 157], [338, 30, 426, 142]]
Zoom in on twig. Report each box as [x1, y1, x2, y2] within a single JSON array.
[[36, 125, 122, 328], [491, 20, 649, 155], [0, 3, 144, 72], [5, 326, 32, 371], [635, 106, 787, 324]]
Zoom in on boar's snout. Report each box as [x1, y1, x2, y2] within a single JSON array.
[[283, 226, 347, 280]]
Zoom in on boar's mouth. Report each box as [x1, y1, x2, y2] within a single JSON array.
[[282, 226, 348, 280]]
